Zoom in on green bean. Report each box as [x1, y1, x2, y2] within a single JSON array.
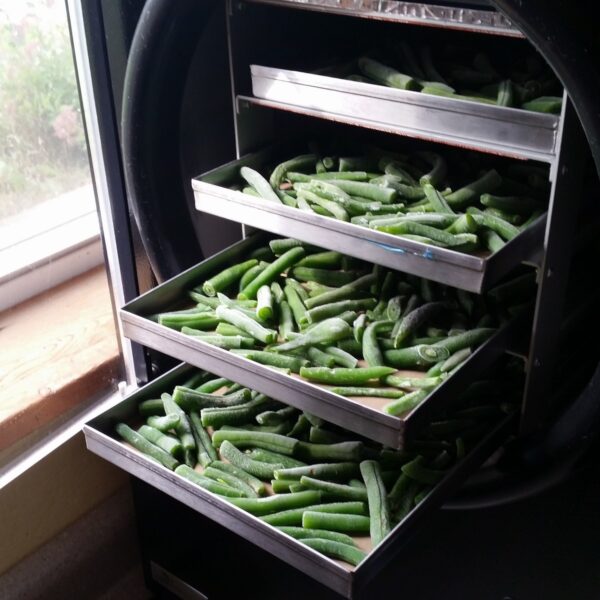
[[298, 189, 350, 221], [325, 179, 398, 204], [303, 298, 376, 325], [303, 511, 370, 534], [219, 441, 282, 480], [283, 284, 307, 330], [256, 406, 298, 426], [270, 281, 285, 305], [261, 501, 367, 526], [393, 301, 449, 348], [211, 460, 266, 496], [384, 344, 449, 369], [288, 171, 368, 182], [253, 284, 274, 322], [175, 465, 244, 497], [274, 462, 360, 482], [162, 393, 195, 451], [300, 538, 366, 566], [304, 273, 376, 309], [240, 166, 281, 203], [360, 460, 391, 546], [433, 328, 495, 354], [173, 387, 251, 411], [212, 430, 298, 455], [308, 427, 349, 444], [214, 323, 247, 338], [215, 305, 277, 344], [441, 347, 472, 372], [295, 441, 363, 462], [358, 57, 420, 91], [158, 312, 220, 331], [269, 154, 317, 188], [443, 169, 502, 209], [246, 448, 306, 468], [138, 398, 165, 417], [480, 193, 542, 215], [466, 207, 519, 240], [296, 251, 343, 270], [385, 375, 443, 390], [353, 313, 368, 344], [136, 424, 182, 460], [331, 386, 405, 399], [202, 259, 258, 297], [286, 414, 310, 438], [239, 262, 270, 292], [290, 267, 359, 287], [199, 396, 276, 429], [114, 424, 179, 472], [378, 221, 478, 248], [278, 299, 295, 339], [323, 346, 358, 369], [383, 389, 429, 415], [521, 96, 562, 114], [277, 526, 356, 546], [188, 411, 218, 467], [308, 346, 337, 367], [299, 366, 395, 385], [239, 247, 306, 300], [423, 183, 454, 214], [275, 317, 352, 352], [483, 207, 523, 226], [202, 466, 258, 498], [401, 458, 446, 485], [267, 239, 319, 256], [146, 413, 179, 431], [271, 478, 296, 493], [300, 476, 368, 501], [362, 320, 393, 367], [226, 489, 322, 516], [230, 349, 307, 373], [181, 330, 253, 350]]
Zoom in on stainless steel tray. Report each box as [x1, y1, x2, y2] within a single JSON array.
[[192, 147, 546, 293], [120, 233, 522, 448], [249, 65, 559, 161], [83, 362, 515, 598], [245, 0, 523, 38]]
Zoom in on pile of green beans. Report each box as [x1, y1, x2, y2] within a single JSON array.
[[235, 149, 549, 256], [116, 365, 521, 566], [347, 48, 562, 113], [157, 238, 532, 416]]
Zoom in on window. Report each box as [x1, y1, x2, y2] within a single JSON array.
[[0, 0, 120, 471]]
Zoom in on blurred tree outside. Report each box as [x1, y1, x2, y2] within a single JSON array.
[[0, 0, 90, 221]]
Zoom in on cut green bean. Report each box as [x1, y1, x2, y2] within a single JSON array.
[[138, 425, 182, 458], [230, 349, 307, 373], [261, 501, 367, 526], [295, 441, 363, 463], [358, 57, 420, 91], [215, 305, 277, 344], [331, 386, 405, 399], [173, 387, 251, 411], [383, 389, 429, 415], [302, 511, 370, 534], [256, 285, 274, 321], [241, 166, 281, 204], [299, 476, 368, 502], [360, 460, 391, 546], [274, 462, 360, 482], [275, 318, 352, 352], [227, 490, 323, 516], [384, 344, 449, 368], [175, 465, 244, 497], [300, 538, 366, 566], [202, 259, 258, 297], [304, 274, 376, 309], [211, 460, 266, 496], [299, 366, 395, 385], [203, 466, 258, 498], [246, 449, 306, 469], [115, 423, 179, 470], [269, 154, 317, 188], [239, 247, 306, 300], [219, 440, 283, 480], [212, 430, 298, 455], [290, 267, 360, 287], [277, 526, 356, 546], [146, 413, 179, 432], [162, 393, 196, 451], [303, 298, 377, 325]]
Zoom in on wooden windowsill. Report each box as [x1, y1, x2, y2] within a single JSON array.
[[0, 266, 121, 453]]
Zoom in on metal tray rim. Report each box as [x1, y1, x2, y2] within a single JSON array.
[[250, 64, 559, 130]]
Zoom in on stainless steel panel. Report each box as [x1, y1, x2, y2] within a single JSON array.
[[151, 562, 209, 600], [83, 362, 514, 599], [245, 0, 523, 37], [249, 66, 559, 162], [191, 148, 546, 294], [120, 233, 520, 448]]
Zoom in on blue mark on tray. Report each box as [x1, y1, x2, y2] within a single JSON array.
[[370, 241, 436, 261]]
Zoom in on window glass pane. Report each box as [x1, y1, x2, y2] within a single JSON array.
[[0, 0, 121, 455]]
